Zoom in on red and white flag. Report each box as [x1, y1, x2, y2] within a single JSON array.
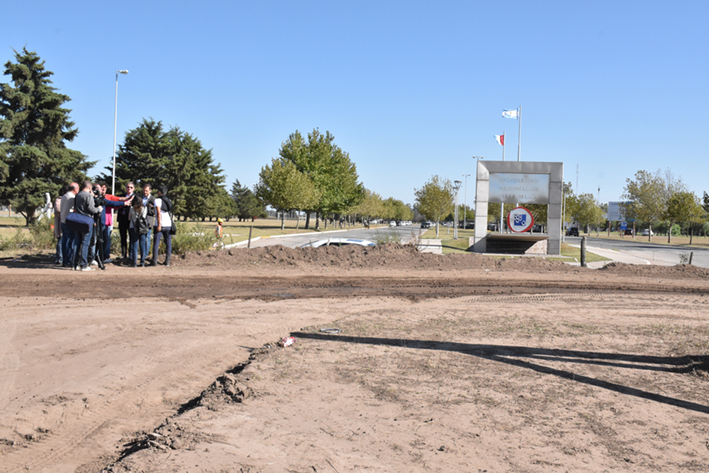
[[494, 134, 504, 146]]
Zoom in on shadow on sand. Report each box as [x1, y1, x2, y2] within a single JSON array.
[[293, 332, 709, 415]]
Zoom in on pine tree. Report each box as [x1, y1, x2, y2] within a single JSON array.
[[110, 118, 228, 220], [0, 48, 93, 224]]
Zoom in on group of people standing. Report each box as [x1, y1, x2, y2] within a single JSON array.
[[54, 180, 174, 270]]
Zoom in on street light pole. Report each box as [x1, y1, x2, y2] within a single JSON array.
[[453, 180, 462, 240], [472, 156, 483, 232], [462, 174, 470, 230], [112, 70, 129, 194]]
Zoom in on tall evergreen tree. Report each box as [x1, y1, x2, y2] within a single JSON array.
[[109, 118, 227, 220], [231, 179, 266, 221], [0, 48, 93, 224]]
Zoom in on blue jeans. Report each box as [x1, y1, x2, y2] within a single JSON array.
[[130, 229, 148, 266], [152, 228, 172, 264], [103, 225, 112, 261], [74, 226, 93, 269], [145, 228, 152, 259], [61, 223, 75, 267]]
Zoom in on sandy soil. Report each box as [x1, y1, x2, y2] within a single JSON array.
[[0, 244, 708, 472]]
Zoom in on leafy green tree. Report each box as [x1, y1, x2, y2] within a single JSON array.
[[353, 188, 385, 223], [278, 129, 364, 229], [571, 193, 603, 234], [0, 48, 93, 224], [623, 170, 666, 240], [414, 175, 453, 238], [384, 198, 412, 222], [255, 158, 320, 229], [666, 191, 703, 244]]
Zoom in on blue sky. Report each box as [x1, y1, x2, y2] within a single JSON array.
[[3, 1, 708, 207]]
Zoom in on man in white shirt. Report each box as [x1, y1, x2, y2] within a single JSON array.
[[150, 185, 173, 267]]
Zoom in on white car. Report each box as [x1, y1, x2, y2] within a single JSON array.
[[301, 238, 377, 248], [642, 229, 654, 237], [389, 221, 397, 227]]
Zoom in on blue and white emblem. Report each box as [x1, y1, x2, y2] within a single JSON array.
[[507, 207, 534, 233]]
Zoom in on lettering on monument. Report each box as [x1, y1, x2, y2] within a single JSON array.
[[488, 173, 550, 204]]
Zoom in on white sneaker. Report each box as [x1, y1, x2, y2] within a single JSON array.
[[90, 260, 98, 266], [81, 266, 94, 272]]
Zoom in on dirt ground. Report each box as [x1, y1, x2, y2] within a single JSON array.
[[0, 244, 708, 472]]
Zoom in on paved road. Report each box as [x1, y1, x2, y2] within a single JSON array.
[[564, 235, 709, 268], [246, 225, 425, 248]]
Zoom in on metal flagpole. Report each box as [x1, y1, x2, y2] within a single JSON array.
[[502, 132, 505, 161], [500, 132, 505, 232], [517, 106, 521, 162]]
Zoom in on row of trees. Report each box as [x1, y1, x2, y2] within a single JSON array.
[[0, 49, 407, 227], [622, 169, 705, 243], [255, 129, 365, 229]]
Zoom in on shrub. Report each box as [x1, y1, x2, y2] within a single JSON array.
[[171, 223, 219, 254], [28, 218, 56, 250], [373, 229, 402, 245]]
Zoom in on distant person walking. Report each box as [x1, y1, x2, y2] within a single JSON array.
[[215, 218, 223, 240]]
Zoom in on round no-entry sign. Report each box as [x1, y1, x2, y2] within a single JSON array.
[[507, 206, 534, 233]]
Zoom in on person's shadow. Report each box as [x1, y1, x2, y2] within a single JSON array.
[[293, 332, 709, 414]]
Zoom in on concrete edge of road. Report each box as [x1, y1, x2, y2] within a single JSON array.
[[566, 244, 651, 267]]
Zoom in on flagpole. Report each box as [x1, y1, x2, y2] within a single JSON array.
[[502, 133, 505, 161], [517, 106, 522, 162]]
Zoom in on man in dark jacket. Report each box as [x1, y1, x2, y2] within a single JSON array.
[[117, 182, 135, 259], [73, 181, 102, 271]]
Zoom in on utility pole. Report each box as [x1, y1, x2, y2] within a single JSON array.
[[463, 174, 470, 230]]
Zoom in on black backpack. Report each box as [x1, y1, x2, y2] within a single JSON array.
[[159, 196, 173, 213], [135, 214, 150, 234]]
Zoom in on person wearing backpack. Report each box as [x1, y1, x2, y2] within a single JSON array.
[[150, 185, 173, 266], [129, 199, 150, 267]]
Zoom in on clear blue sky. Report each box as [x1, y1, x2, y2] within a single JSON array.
[[3, 0, 708, 207]]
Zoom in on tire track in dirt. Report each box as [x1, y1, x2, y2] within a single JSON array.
[[0, 274, 706, 301], [0, 303, 252, 473]]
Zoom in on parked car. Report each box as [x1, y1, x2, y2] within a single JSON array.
[[642, 229, 654, 237], [389, 220, 397, 227], [624, 229, 634, 236], [301, 238, 377, 248], [566, 227, 579, 236], [420, 222, 431, 229]]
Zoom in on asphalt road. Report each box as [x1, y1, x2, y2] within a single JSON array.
[[246, 224, 425, 248], [564, 235, 709, 268]]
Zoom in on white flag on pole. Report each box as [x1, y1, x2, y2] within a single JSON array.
[[502, 108, 519, 119]]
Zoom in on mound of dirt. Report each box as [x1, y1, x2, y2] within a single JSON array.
[[172, 243, 579, 273], [168, 244, 709, 279], [600, 262, 709, 279]]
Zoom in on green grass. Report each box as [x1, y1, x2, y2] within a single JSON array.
[[213, 218, 384, 243], [575, 231, 709, 248]]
